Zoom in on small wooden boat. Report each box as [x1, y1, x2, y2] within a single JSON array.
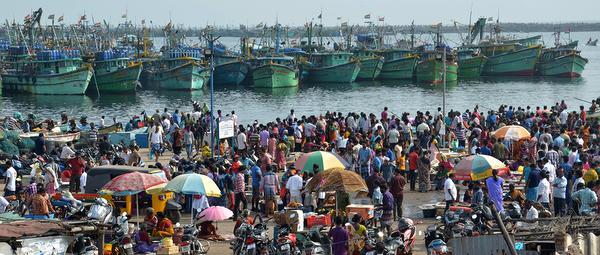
[[20, 131, 80, 143], [98, 124, 122, 135]]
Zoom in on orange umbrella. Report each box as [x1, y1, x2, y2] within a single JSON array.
[[493, 125, 530, 141]]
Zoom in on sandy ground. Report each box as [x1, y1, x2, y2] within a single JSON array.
[[1, 148, 442, 255], [142, 148, 443, 255]]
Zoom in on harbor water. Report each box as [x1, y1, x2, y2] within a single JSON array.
[[1, 31, 599, 125]]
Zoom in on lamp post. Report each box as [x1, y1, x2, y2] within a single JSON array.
[[204, 31, 221, 158]]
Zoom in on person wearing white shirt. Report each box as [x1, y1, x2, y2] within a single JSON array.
[[573, 170, 585, 195], [149, 123, 164, 162], [552, 168, 568, 216], [286, 170, 304, 203], [522, 200, 539, 228], [388, 127, 400, 147], [237, 129, 247, 152], [162, 117, 171, 132], [4, 161, 17, 196], [536, 172, 551, 208], [60, 142, 76, 160], [542, 159, 556, 182], [0, 196, 8, 213], [80, 170, 88, 193], [444, 173, 457, 212]]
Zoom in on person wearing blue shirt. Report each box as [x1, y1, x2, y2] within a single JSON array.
[[480, 144, 492, 156], [250, 164, 262, 211], [172, 109, 181, 127]]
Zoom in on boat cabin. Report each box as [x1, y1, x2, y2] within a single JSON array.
[[94, 58, 131, 75], [308, 52, 353, 67], [376, 49, 413, 62], [254, 56, 296, 68]]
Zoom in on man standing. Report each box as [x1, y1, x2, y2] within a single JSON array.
[[237, 127, 248, 155], [444, 173, 457, 212], [552, 168, 568, 216], [31, 187, 54, 219], [571, 183, 598, 215], [537, 171, 551, 209], [250, 162, 262, 211], [408, 147, 420, 191], [149, 122, 164, 162], [260, 165, 279, 216], [4, 161, 17, 196], [67, 152, 86, 193], [233, 166, 247, 220], [328, 216, 349, 255], [35, 133, 46, 155], [389, 169, 406, 220], [286, 169, 303, 203], [358, 141, 372, 180]]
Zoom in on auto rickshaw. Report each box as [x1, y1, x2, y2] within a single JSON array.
[[81, 165, 173, 215]]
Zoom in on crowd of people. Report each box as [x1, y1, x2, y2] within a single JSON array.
[[3, 97, 600, 253]]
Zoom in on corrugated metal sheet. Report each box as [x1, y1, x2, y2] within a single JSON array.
[[565, 232, 600, 255], [448, 234, 513, 255]]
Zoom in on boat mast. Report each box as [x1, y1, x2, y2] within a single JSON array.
[[410, 21, 415, 49]]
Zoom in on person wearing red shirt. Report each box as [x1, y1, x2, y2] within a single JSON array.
[[67, 153, 86, 193], [408, 147, 420, 191]]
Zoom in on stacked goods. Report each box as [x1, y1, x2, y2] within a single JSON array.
[[0, 40, 10, 51], [36, 50, 67, 61], [95, 50, 128, 61], [61, 49, 81, 58], [8, 46, 28, 56]]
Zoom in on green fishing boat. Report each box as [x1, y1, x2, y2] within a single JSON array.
[[457, 49, 487, 78], [480, 45, 542, 76], [145, 57, 209, 90], [213, 55, 249, 86], [251, 57, 299, 88], [2, 48, 92, 95], [93, 57, 142, 93], [376, 49, 419, 79], [415, 47, 458, 83], [352, 50, 384, 80], [537, 47, 588, 77], [305, 52, 360, 83]]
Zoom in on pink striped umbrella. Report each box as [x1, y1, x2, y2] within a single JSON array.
[[196, 206, 233, 222]]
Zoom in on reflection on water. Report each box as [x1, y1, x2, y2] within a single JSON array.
[[253, 86, 299, 97]]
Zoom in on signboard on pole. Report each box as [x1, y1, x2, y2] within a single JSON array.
[[218, 117, 235, 139]]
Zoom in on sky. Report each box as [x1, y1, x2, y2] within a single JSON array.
[[3, 0, 599, 28]]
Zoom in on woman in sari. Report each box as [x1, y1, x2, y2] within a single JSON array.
[[275, 139, 288, 171], [417, 151, 431, 192]]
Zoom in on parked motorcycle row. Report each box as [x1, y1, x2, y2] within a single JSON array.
[[424, 204, 505, 255], [230, 215, 416, 255]]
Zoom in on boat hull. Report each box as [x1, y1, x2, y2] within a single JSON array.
[[93, 62, 142, 93], [2, 66, 92, 95], [537, 53, 588, 77], [214, 61, 249, 86], [306, 61, 360, 83], [458, 55, 487, 78], [252, 64, 299, 88], [482, 46, 542, 76], [415, 59, 458, 83], [356, 58, 383, 80], [151, 62, 209, 90], [379, 56, 419, 79]]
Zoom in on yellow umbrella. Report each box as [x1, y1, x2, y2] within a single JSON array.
[[146, 183, 167, 195], [493, 125, 531, 141]]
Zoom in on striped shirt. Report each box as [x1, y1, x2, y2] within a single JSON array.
[[260, 172, 279, 192], [233, 172, 245, 194]]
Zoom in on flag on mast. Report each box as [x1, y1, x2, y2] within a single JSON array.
[[121, 13, 127, 19], [58, 15, 64, 22], [337, 17, 341, 20], [364, 14, 371, 19], [379, 17, 385, 22], [48, 14, 55, 20], [318, 13, 322, 19]]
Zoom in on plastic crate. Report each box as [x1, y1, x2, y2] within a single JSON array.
[[306, 214, 331, 228]]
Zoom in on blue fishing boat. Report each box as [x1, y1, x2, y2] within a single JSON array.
[[213, 55, 249, 86]]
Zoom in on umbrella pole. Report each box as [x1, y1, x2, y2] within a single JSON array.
[[136, 195, 140, 229]]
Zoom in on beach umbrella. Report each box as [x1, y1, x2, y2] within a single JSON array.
[[196, 206, 233, 222], [295, 151, 349, 173], [99, 172, 167, 226], [493, 125, 530, 141], [164, 173, 221, 224], [454, 155, 508, 181], [304, 168, 367, 193], [304, 168, 367, 213], [164, 173, 221, 197], [145, 183, 167, 195], [100, 172, 167, 195]]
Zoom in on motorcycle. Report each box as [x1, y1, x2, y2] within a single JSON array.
[[72, 234, 98, 255], [164, 199, 182, 224], [231, 216, 257, 255], [387, 217, 416, 255], [427, 239, 449, 255], [471, 205, 494, 235], [299, 226, 328, 255], [111, 213, 134, 255], [87, 197, 114, 224], [273, 225, 299, 255], [178, 224, 210, 255]]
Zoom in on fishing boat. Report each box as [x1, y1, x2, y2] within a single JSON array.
[[479, 45, 542, 76], [305, 52, 360, 83], [537, 46, 588, 78], [376, 49, 419, 79], [213, 55, 249, 86], [2, 47, 93, 95], [20, 131, 80, 143], [457, 48, 487, 78], [586, 38, 598, 46], [92, 50, 142, 93], [352, 49, 384, 80], [251, 56, 299, 88], [143, 48, 210, 90], [415, 45, 458, 83]]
